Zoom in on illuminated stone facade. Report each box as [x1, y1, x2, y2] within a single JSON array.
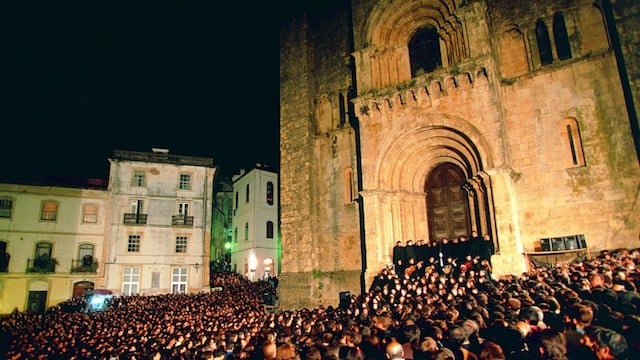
[[279, 0, 640, 309]]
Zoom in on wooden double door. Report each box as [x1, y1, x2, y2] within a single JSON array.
[[427, 163, 471, 242]]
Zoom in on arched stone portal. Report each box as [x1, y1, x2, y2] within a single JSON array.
[[360, 119, 498, 286]]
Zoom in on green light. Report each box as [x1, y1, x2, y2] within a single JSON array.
[[224, 242, 231, 250]]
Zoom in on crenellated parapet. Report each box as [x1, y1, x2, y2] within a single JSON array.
[[353, 64, 490, 120]]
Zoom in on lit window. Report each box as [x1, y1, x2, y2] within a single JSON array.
[[175, 236, 188, 253], [41, 200, 58, 221], [179, 174, 191, 190], [132, 170, 145, 187], [172, 267, 187, 294], [82, 204, 98, 223], [0, 198, 13, 218], [127, 235, 140, 252], [122, 267, 140, 295]]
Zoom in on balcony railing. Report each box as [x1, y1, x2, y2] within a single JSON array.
[[172, 215, 194, 227], [70, 258, 99, 273], [27, 257, 58, 273], [124, 213, 148, 225]]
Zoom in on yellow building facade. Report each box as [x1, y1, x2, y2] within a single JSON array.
[[0, 148, 216, 314]]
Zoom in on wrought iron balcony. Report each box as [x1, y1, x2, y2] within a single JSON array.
[[27, 257, 58, 273], [124, 213, 148, 224], [172, 214, 194, 227], [70, 257, 98, 273]]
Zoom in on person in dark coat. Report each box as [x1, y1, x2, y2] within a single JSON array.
[[479, 233, 495, 265]]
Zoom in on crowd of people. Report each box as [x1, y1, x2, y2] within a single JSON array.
[[1, 245, 639, 360]]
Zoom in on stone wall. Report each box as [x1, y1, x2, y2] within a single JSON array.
[[279, 0, 640, 310]]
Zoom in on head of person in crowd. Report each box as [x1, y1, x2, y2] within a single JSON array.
[[565, 303, 594, 333], [262, 341, 277, 360], [583, 326, 628, 360], [478, 341, 505, 360], [385, 338, 405, 360]]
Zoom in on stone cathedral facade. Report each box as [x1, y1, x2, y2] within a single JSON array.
[[279, 0, 640, 309]]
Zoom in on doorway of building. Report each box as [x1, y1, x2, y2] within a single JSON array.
[[426, 163, 472, 242], [27, 291, 48, 313]]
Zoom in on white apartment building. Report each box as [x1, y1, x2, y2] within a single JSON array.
[[105, 149, 216, 295], [230, 165, 279, 281]]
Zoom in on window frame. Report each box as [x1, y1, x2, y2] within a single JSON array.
[[122, 267, 140, 295], [35, 242, 53, 260], [560, 118, 586, 167], [553, 12, 572, 61], [266, 221, 274, 239], [171, 267, 188, 294], [40, 200, 59, 221], [179, 173, 191, 190], [78, 243, 94, 258], [175, 236, 188, 253], [127, 234, 141, 252], [0, 198, 13, 218], [82, 203, 99, 223], [266, 181, 274, 205], [131, 170, 146, 187], [535, 19, 553, 66]]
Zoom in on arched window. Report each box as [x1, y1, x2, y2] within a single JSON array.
[[266, 221, 274, 239], [553, 12, 572, 60], [235, 191, 239, 209], [266, 181, 274, 206], [535, 19, 553, 66], [560, 118, 586, 167], [409, 26, 442, 77], [245, 184, 250, 203]]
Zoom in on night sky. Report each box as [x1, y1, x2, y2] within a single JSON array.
[[0, 2, 301, 184]]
